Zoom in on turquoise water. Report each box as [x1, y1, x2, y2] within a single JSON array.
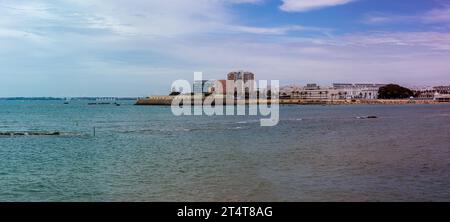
[[0, 100, 450, 201]]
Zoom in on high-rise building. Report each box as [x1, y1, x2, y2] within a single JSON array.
[[226, 71, 256, 98], [243, 73, 255, 82], [227, 71, 255, 83]]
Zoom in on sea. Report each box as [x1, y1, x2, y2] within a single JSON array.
[[0, 100, 449, 201]]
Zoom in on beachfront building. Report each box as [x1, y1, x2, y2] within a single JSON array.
[[297, 84, 340, 100], [412, 86, 435, 100], [280, 85, 302, 99], [433, 86, 450, 102], [280, 83, 385, 100], [433, 85, 450, 94], [412, 85, 450, 100], [332, 83, 385, 100], [435, 94, 450, 102], [225, 71, 256, 98], [280, 84, 340, 100]]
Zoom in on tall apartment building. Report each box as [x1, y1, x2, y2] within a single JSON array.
[[226, 71, 256, 98], [227, 71, 255, 83]]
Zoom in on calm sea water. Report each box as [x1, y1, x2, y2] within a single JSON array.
[[0, 100, 449, 201]]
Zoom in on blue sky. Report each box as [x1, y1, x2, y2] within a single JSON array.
[[1, 0, 450, 97]]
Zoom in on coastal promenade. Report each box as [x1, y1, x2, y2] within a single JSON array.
[[135, 96, 450, 105]]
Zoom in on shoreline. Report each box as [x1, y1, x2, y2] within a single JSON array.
[[135, 96, 450, 106]]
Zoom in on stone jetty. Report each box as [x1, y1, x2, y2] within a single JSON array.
[[0, 131, 61, 136]]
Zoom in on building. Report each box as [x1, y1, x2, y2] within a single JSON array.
[[227, 71, 255, 83], [433, 85, 450, 94], [411, 86, 435, 100], [280, 85, 302, 99], [433, 86, 450, 101], [280, 84, 339, 100], [304, 83, 320, 90], [280, 83, 386, 100], [332, 83, 386, 100], [332, 83, 353, 89], [226, 71, 256, 98], [435, 94, 450, 102], [298, 88, 340, 100], [413, 85, 450, 100]]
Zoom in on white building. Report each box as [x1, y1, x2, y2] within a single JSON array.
[[332, 83, 385, 100], [435, 94, 450, 102], [280, 84, 340, 100], [280, 85, 302, 98], [280, 83, 385, 100]]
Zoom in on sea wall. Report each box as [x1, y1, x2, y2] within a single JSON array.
[[135, 96, 449, 105], [135, 96, 174, 105], [135, 96, 271, 105]]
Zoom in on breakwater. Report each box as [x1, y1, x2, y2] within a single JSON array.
[[0, 131, 61, 136]]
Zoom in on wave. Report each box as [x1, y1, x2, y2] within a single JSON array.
[[236, 119, 260, 124]]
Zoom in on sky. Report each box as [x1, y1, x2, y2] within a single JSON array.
[[1, 0, 450, 97]]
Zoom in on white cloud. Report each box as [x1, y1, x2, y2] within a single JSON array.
[[227, 25, 331, 35], [338, 32, 450, 51], [0, 28, 44, 42], [363, 6, 450, 25], [280, 0, 355, 12], [225, 0, 263, 3], [422, 7, 450, 23]]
